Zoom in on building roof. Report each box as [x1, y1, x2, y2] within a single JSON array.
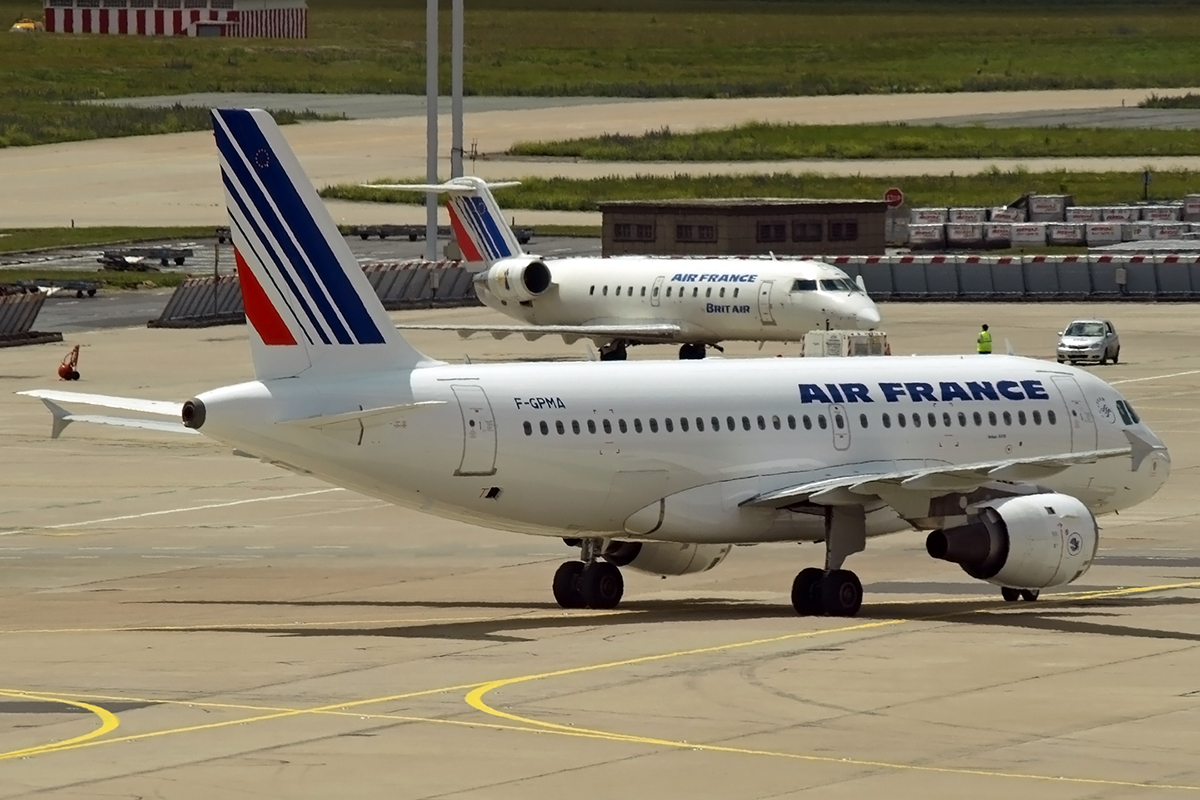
[[598, 198, 889, 212]]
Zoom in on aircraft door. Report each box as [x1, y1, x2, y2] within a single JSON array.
[[829, 404, 851, 451], [650, 275, 665, 308], [451, 384, 497, 476], [1051, 376, 1098, 452], [758, 280, 776, 326]]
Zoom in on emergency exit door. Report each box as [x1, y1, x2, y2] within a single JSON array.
[[758, 280, 776, 326]]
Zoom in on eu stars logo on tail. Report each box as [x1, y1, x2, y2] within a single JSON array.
[[212, 108, 436, 380]]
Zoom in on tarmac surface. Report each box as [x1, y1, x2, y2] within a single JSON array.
[[7, 88, 1200, 228], [2, 302, 1199, 798]]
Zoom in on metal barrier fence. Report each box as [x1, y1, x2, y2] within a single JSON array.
[[0, 292, 62, 347], [811, 253, 1200, 301], [149, 262, 480, 328]]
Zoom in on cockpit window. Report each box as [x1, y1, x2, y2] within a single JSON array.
[[820, 278, 854, 292], [1116, 399, 1141, 424], [791, 279, 817, 291], [1065, 322, 1105, 337]]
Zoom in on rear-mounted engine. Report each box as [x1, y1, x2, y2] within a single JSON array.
[[474, 258, 552, 303]]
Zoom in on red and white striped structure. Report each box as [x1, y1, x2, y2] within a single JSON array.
[[43, 0, 307, 38]]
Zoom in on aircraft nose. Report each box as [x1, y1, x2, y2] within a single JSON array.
[[855, 306, 881, 328]]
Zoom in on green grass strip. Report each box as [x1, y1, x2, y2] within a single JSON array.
[[0, 268, 186, 290], [0, 227, 217, 254]]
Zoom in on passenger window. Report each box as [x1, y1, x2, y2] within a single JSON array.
[[680, 417, 689, 432], [649, 418, 659, 433], [572, 420, 581, 434], [859, 413, 868, 428], [1018, 410, 1027, 425], [958, 412, 967, 427], [973, 412, 982, 426], [693, 287, 699, 298], [733, 288, 739, 298], [634, 418, 643, 433], [742, 416, 751, 431], [555, 420, 565, 435], [834, 413, 844, 429], [539, 421, 549, 435], [772, 415, 781, 430], [666, 287, 672, 297], [615, 286, 621, 296], [589, 286, 595, 296], [882, 413, 891, 428], [898, 413, 907, 428], [712, 416, 721, 431], [706, 288, 712, 298], [587, 420, 597, 434], [720, 288, 726, 298], [665, 418, 674, 432], [757, 415, 766, 430], [988, 411, 997, 426], [603, 286, 608, 296], [787, 415, 796, 430], [803, 415, 813, 430], [927, 413, 936, 427], [628, 286, 633, 296], [1003, 411, 1012, 426], [912, 413, 921, 428], [696, 417, 705, 432], [1048, 410, 1057, 425], [1032, 410, 1042, 425], [603, 419, 612, 434], [818, 415, 828, 430], [943, 412, 951, 427], [727, 416, 736, 431], [641, 287, 647, 297], [523, 421, 532, 436]]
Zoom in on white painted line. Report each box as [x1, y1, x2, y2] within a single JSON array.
[[1112, 369, 1200, 385], [0, 489, 344, 538]]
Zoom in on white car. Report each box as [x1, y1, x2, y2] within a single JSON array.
[[1057, 319, 1120, 365]]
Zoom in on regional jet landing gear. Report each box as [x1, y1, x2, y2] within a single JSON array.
[[678, 342, 721, 360], [599, 340, 629, 361], [553, 538, 624, 610], [791, 505, 867, 617], [1001, 587, 1040, 602]]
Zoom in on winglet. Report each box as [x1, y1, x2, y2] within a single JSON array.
[[1005, 338, 1017, 356], [40, 398, 72, 440], [1124, 428, 1164, 471]]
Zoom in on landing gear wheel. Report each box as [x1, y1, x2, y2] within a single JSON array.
[[580, 561, 624, 609], [819, 569, 863, 617], [552, 561, 586, 609], [678, 343, 707, 360], [790, 567, 825, 616], [1001, 587, 1021, 602], [599, 341, 628, 361], [1019, 589, 1040, 602]]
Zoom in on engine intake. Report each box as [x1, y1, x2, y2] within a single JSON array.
[[926, 493, 1098, 590], [476, 258, 552, 303], [604, 541, 730, 576]]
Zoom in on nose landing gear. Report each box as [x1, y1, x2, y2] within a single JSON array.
[[552, 538, 625, 610]]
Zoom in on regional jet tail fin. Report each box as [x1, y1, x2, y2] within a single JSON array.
[[212, 108, 440, 381], [369, 176, 525, 267]]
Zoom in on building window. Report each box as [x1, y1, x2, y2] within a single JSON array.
[[829, 220, 859, 241], [696, 224, 716, 242], [184, 0, 207, 7], [103, 0, 130, 7], [157, 0, 182, 8], [757, 222, 787, 243], [77, 0, 101, 6], [792, 221, 822, 242], [676, 225, 694, 241], [130, 0, 153, 6], [49, 0, 72, 6], [636, 224, 654, 240], [211, 0, 234, 7]]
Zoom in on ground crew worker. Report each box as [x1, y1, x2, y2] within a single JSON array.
[[977, 324, 993, 355]]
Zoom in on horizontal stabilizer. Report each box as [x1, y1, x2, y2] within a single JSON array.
[[19, 389, 181, 417], [280, 401, 446, 431], [367, 180, 521, 194]]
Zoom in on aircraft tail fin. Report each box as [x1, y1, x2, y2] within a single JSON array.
[[212, 108, 439, 381], [370, 177, 524, 266]]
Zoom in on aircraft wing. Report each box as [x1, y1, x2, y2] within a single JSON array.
[[18, 390, 195, 439], [395, 322, 685, 345], [741, 430, 1162, 515]]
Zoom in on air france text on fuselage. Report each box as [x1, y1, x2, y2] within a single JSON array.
[[798, 380, 1051, 404], [670, 273, 758, 283]]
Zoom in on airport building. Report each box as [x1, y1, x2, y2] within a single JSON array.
[[598, 198, 889, 257], [41, 0, 308, 38]]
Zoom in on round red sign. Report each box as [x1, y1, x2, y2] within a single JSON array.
[[884, 187, 904, 208]]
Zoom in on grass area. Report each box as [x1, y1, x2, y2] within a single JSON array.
[[3, 1, 1200, 146], [328, 169, 1200, 211], [509, 123, 1200, 161], [1139, 92, 1200, 109], [0, 226, 217, 253], [0, 268, 186, 289]]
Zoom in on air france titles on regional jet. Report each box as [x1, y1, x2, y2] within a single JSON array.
[[797, 380, 1051, 404], [514, 397, 566, 410], [670, 273, 758, 283]]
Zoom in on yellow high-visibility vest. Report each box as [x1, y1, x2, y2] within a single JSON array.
[[977, 330, 993, 354]]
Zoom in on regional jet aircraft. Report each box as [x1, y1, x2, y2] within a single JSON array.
[[373, 177, 882, 360], [23, 109, 1170, 617]]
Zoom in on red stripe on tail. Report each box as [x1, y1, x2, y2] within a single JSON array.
[[236, 249, 296, 346], [447, 203, 485, 262]]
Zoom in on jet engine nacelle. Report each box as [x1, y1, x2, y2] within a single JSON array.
[[476, 257, 552, 303], [603, 541, 731, 576], [925, 493, 1098, 590]]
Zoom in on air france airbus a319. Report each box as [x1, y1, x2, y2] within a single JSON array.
[[373, 177, 881, 360], [22, 109, 1171, 617]]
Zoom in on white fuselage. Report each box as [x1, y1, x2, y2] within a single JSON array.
[[476, 256, 881, 342], [194, 355, 1169, 546]]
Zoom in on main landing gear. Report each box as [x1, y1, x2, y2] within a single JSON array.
[[599, 340, 629, 361], [792, 505, 867, 617], [553, 538, 624, 610], [1001, 587, 1040, 602]]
